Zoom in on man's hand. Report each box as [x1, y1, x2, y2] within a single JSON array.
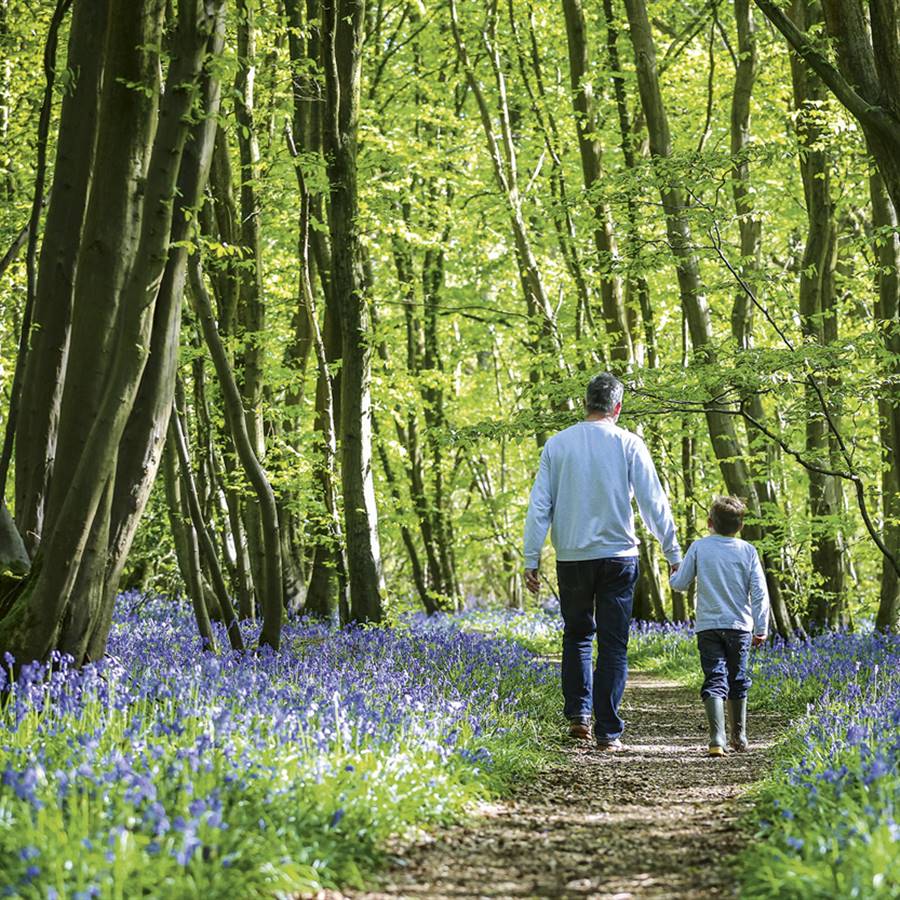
[[751, 634, 766, 648], [524, 568, 540, 595]]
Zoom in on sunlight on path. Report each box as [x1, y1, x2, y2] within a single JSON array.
[[334, 673, 784, 900]]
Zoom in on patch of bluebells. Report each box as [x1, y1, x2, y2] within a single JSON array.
[[743, 629, 900, 893], [0, 592, 554, 896], [455, 605, 695, 655], [751, 628, 900, 707], [629, 619, 694, 640], [452, 607, 563, 651]]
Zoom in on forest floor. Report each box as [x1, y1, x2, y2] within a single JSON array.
[[334, 673, 785, 900]]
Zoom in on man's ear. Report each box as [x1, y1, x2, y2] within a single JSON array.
[[614, 402, 622, 416]]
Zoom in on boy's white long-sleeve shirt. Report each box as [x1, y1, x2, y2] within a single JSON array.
[[522, 419, 682, 569], [669, 534, 770, 635]]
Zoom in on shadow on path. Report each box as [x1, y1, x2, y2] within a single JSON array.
[[338, 672, 784, 900]]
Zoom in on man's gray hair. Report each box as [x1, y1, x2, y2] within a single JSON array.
[[585, 372, 624, 414]]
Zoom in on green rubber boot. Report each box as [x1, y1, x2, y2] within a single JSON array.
[[728, 697, 749, 752], [703, 696, 727, 757]]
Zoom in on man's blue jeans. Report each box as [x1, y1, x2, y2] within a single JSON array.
[[697, 628, 752, 699], [557, 556, 639, 741]]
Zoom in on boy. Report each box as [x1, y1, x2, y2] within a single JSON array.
[[669, 496, 769, 756]]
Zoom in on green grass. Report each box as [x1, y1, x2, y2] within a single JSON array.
[[626, 624, 704, 689]]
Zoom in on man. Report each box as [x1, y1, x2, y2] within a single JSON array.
[[523, 373, 682, 751]]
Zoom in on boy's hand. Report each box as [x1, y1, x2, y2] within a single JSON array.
[[751, 634, 766, 648], [524, 568, 540, 595]]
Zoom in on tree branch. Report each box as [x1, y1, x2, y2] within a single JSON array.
[[708, 223, 900, 580], [753, 0, 900, 144], [0, 221, 30, 282]]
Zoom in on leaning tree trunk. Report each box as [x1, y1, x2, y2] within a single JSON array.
[[0, 0, 225, 665], [96, 11, 229, 658], [322, 0, 384, 622], [725, 0, 800, 633], [169, 380, 245, 651], [602, 0, 657, 368], [162, 437, 217, 652], [507, 3, 598, 361], [0, 0, 72, 516], [448, 0, 570, 451], [623, 0, 795, 637], [187, 256, 284, 649]]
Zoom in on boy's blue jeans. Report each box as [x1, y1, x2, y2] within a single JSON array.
[[557, 556, 639, 741], [697, 628, 752, 699]]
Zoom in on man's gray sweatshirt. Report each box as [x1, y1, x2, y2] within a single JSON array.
[[523, 419, 682, 569], [669, 534, 770, 635]]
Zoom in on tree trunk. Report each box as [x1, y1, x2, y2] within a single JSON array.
[[322, 0, 385, 622], [789, 0, 845, 627], [730, 0, 761, 347], [0, 0, 72, 505], [562, 0, 632, 366], [102, 9, 228, 631], [286, 0, 348, 620], [448, 0, 569, 438], [507, 2, 598, 363], [374, 419, 433, 612], [872, 170, 900, 631], [385, 229, 452, 609], [421, 218, 459, 602], [602, 0, 656, 368], [14, 0, 107, 555], [162, 437, 217, 651], [234, 0, 266, 456], [232, 0, 270, 614], [725, 0, 794, 637]]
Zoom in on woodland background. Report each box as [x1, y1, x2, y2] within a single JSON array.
[[0, 0, 898, 661]]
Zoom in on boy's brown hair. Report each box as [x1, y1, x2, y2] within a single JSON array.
[[710, 495, 746, 535]]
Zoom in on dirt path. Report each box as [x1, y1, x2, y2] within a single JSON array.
[[346, 673, 784, 900]]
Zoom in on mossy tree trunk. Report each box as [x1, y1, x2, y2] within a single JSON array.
[[0, 0, 225, 666]]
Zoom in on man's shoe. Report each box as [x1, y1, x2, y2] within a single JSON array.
[[568, 718, 591, 740], [596, 738, 625, 752], [703, 695, 727, 756], [727, 697, 749, 752]]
